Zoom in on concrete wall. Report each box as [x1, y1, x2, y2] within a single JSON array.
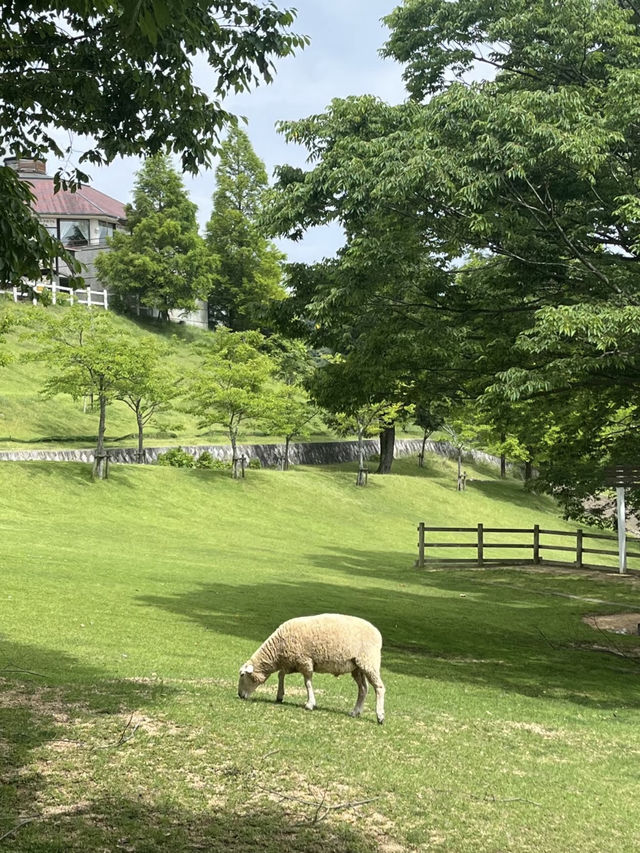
[[0, 438, 516, 473]]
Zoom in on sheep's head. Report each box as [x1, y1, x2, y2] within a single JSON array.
[[237, 661, 266, 699]]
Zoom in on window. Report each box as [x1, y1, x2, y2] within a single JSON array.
[[98, 221, 115, 243], [60, 219, 89, 247]]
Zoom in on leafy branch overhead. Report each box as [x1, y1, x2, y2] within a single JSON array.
[[0, 0, 307, 286]]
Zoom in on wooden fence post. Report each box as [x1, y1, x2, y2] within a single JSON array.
[[417, 522, 425, 568], [86, 286, 92, 307], [533, 524, 540, 564], [12, 286, 17, 302], [477, 523, 484, 566], [103, 289, 108, 310], [576, 528, 583, 569]]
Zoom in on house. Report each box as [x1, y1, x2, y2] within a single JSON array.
[[8, 156, 208, 328], [5, 156, 127, 292]]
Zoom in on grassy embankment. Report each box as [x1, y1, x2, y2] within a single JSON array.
[[0, 303, 339, 451], [1, 454, 639, 851]]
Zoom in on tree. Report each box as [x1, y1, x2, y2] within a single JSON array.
[[96, 155, 216, 320], [267, 0, 640, 513], [113, 337, 177, 463], [1, 0, 307, 286], [414, 401, 447, 468], [262, 385, 319, 470], [265, 102, 473, 478], [28, 307, 134, 479], [206, 127, 285, 330], [187, 328, 275, 478]]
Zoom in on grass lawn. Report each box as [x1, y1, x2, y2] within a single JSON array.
[[1, 455, 640, 851]]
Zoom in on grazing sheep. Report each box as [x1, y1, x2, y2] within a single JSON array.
[[237, 613, 385, 724]]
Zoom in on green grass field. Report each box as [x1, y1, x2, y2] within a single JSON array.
[[1, 454, 640, 851]]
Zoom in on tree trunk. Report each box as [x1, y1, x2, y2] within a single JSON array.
[[136, 409, 145, 464], [500, 432, 506, 478], [356, 430, 367, 486], [376, 424, 395, 474], [524, 458, 533, 482], [92, 393, 109, 480], [284, 436, 290, 471], [456, 446, 463, 490], [418, 431, 428, 467], [231, 433, 240, 479]]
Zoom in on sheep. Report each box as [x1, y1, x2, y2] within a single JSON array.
[[237, 613, 385, 724]]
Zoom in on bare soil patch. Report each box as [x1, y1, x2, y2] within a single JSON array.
[[582, 612, 640, 635]]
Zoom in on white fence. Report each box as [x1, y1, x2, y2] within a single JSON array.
[[0, 281, 109, 309]]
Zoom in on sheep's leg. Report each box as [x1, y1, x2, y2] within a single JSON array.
[[362, 667, 385, 724], [349, 667, 368, 718], [276, 671, 285, 703], [301, 668, 316, 710]]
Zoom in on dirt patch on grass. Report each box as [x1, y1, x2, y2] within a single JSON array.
[[582, 612, 640, 635]]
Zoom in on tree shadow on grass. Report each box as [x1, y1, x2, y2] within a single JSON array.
[[0, 637, 179, 842], [3, 794, 376, 852], [0, 641, 384, 853], [465, 478, 558, 512], [136, 560, 640, 711], [3, 460, 144, 490]]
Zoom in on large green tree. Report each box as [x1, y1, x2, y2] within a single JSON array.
[[267, 0, 640, 513], [206, 127, 285, 330], [96, 155, 215, 320], [1, 1, 306, 286]]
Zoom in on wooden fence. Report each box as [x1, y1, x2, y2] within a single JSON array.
[[415, 522, 640, 574], [0, 282, 108, 309]]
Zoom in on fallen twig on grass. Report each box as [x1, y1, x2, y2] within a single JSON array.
[[426, 786, 542, 808], [0, 666, 49, 678], [535, 626, 559, 650], [93, 711, 140, 750], [0, 816, 41, 843], [252, 750, 380, 824]]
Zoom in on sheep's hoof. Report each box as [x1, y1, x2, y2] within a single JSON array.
[[349, 710, 362, 718], [304, 702, 316, 711], [377, 716, 385, 725]]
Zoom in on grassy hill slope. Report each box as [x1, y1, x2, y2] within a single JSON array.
[[0, 303, 333, 450], [1, 456, 640, 851]]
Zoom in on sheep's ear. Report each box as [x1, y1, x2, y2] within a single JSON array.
[[240, 663, 254, 675]]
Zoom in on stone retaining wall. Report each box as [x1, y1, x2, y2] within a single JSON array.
[[0, 437, 515, 473]]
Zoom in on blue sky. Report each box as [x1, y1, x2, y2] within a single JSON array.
[[54, 1, 408, 264]]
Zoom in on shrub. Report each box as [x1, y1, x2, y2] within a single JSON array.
[[248, 457, 261, 469], [195, 451, 214, 468], [156, 447, 196, 468], [36, 287, 52, 307]]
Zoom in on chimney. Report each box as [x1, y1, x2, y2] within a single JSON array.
[[4, 157, 47, 176]]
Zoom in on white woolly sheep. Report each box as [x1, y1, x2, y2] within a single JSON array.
[[237, 613, 385, 724]]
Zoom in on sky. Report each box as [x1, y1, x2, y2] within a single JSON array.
[[51, 1, 409, 264]]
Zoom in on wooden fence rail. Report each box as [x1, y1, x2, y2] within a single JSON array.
[[416, 522, 640, 575]]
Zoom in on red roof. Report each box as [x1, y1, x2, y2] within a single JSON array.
[[27, 176, 127, 222]]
